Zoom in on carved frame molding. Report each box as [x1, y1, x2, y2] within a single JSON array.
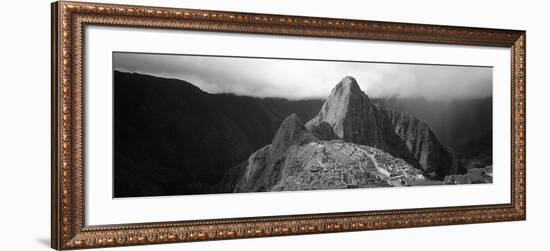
[[51, 1, 526, 249]]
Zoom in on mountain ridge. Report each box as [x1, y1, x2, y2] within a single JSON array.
[[113, 71, 324, 197], [230, 76, 460, 192]]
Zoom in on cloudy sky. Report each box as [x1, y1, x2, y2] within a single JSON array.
[[113, 52, 492, 101]]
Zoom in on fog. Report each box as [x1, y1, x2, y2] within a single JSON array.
[[114, 52, 492, 101]]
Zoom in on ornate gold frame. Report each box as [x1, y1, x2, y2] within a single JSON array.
[[51, 1, 526, 250]]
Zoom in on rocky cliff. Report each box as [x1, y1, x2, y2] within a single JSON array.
[[267, 114, 319, 164], [233, 114, 426, 192], [385, 110, 458, 177], [305, 76, 420, 169], [233, 114, 319, 192]]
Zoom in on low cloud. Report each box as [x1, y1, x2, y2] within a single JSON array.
[[114, 52, 492, 100]]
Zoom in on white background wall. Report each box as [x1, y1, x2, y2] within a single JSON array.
[[0, 0, 547, 250]]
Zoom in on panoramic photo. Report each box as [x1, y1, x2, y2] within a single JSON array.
[[113, 52, 493, 198]]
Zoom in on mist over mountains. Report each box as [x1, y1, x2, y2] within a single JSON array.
[[114, 52, 493, 101], [114, 71, 492, 197]]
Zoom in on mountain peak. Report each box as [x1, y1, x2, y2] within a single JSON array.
[[306, 76, 421, 169], [331, 76, 363, 98], [268, 114, 318, 164], [284, 113, 302, 123], [305, 76, 370, 139], [306, 76, 370, 135], [339, 76, 359, 87]]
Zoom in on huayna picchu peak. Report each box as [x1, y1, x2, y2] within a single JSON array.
[[225, 76, 466, 192]]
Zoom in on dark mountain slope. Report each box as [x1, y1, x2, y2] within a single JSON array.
[[372, 97, 492, 158], [385, 110, 458, 177], [114, 71, 323, 197], [213, 94, 324, 151]]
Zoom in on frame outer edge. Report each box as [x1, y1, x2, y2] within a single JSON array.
[[51, 1, 527, 249], [51, 1, 62, 250], [520, 32, 526, 220], [511, 32, 526, 220]]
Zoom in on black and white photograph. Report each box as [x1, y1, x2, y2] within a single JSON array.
[[113, 52, 493, 198]]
